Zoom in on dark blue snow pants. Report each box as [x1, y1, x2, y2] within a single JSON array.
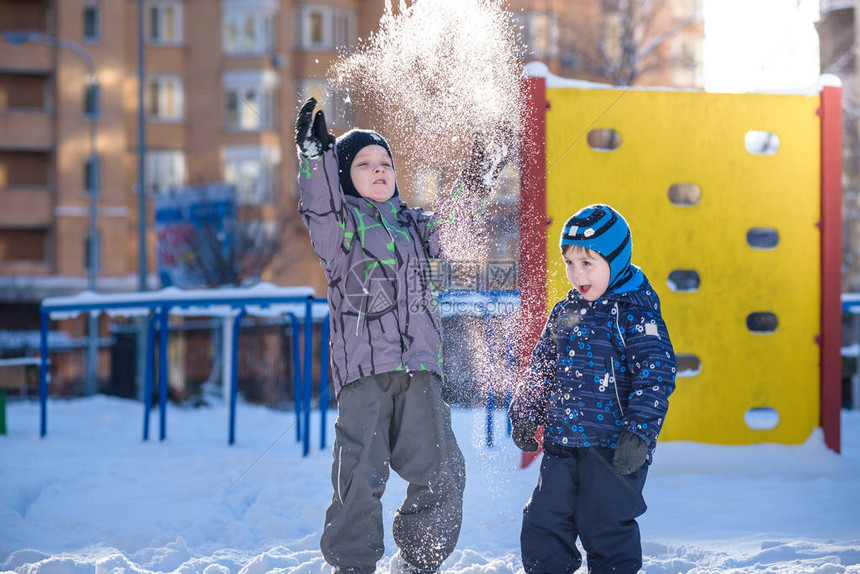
[[521, 442, 648, 574]]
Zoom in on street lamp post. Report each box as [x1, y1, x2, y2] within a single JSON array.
[[136, 0, 149, 403], [4, 31, 101, 396]]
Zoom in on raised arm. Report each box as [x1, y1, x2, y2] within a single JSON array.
[[295, 98, 351, 267], [436, 130, 515, 260]]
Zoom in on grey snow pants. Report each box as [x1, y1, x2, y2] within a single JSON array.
[[320, 371, 466, 574]]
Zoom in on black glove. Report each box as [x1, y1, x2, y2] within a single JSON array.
[[511, 417, 539, 453], [295, 97, 335, 159], [464, 128, 516, 188], [613, 431, 648, 475]]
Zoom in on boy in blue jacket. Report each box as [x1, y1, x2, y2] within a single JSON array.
[[509, 204, 676, 574]]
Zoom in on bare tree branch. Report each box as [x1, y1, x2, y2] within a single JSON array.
[[166, 185, 294, 288], [560, 0, 701, 86]]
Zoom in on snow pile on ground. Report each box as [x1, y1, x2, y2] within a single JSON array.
[[1, 396, 859, 573]]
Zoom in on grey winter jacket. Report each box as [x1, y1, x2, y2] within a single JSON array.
[[298, 148, 443, 396]]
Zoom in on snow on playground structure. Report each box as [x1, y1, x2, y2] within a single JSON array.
[[518, 63, 844, 454]]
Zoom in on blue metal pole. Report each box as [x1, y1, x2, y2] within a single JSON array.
[[158, 305, 169, 441], [39, 311, 49, 437], [486, 315, 495, 448], [229, 309, 246, 445], [319, 310, 330, 450], [303, 297, 313, 457], [287, 313, 302, 442], [143, 312, 157, 441]]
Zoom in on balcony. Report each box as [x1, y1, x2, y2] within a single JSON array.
[[0, 42, 52, 73], [0, 186, 54, 227], [0, 259, 52, 277], [0, 227, 50, 272], [0, 109, 54, 151]]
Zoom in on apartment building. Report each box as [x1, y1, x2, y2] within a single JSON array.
[[0, 0, 703, 339]]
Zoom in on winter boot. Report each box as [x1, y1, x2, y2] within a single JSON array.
[[388, 551, 440, 574]]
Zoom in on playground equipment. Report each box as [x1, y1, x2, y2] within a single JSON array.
[[518, 65, 843, 453], [38, 284, 330, 455]]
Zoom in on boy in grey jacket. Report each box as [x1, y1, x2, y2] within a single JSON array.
[[296, 98, 502, 574]]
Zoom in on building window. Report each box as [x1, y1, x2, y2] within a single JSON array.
[[223, 70, 278, 131], [516, 11, 559, 59], [299, 79, 352, 127], [84, 3, 100, 42], [147, 76, 184, 121], [297, 5, 356, 50], [332, 11, 352, 48], [84, 80, 100, 117], [309, 11, 324, 44], [84, 155, 100, 193], [225, 87, 275, 130], [671, 33, 704, 88], [223, 146, 280, 205], [672, 0, 703, 18], [84, 231, 100, 271], [149, 1, 184, 45], [223, 5, 275, 55], [0, 229, 48, 262], [146, 150, 187, 194]]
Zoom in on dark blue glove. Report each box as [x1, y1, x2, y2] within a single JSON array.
[[295, 97, 335, 159], [613, 431, 648, 475], [511, 417, 539, 453]]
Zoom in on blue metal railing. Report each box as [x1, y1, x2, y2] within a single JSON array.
[[39, 289, 330, 454], [38, 289, 522, 453]]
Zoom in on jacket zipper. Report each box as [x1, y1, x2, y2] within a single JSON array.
[[612, 302, 625, 416]]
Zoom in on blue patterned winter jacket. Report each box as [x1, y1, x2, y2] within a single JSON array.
[[510, 267, 676, 459]]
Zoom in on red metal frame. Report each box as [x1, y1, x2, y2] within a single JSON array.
[[518, 75, 547, 468], [820, 84, 842, 453]]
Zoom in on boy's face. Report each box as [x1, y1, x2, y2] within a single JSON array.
[[350, 145, 396, 202], [563, 246, 611, 302]]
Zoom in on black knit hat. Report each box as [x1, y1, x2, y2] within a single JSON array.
[[335, 128, 398, 198]]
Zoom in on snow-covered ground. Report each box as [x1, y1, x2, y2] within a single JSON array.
[[1, 396, 859, 573]]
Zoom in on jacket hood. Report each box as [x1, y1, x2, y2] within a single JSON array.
[[568, 266, 662, 312]]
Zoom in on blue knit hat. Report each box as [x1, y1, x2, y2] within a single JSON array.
[[335, 128, 399, 199], [560, 204, 633, 291]]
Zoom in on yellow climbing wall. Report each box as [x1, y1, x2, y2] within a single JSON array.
[[544, 86, 821, 445]]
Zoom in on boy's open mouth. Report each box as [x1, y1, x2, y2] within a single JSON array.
[[578, 284, 591, 294], [373, 178, 387, 185]]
